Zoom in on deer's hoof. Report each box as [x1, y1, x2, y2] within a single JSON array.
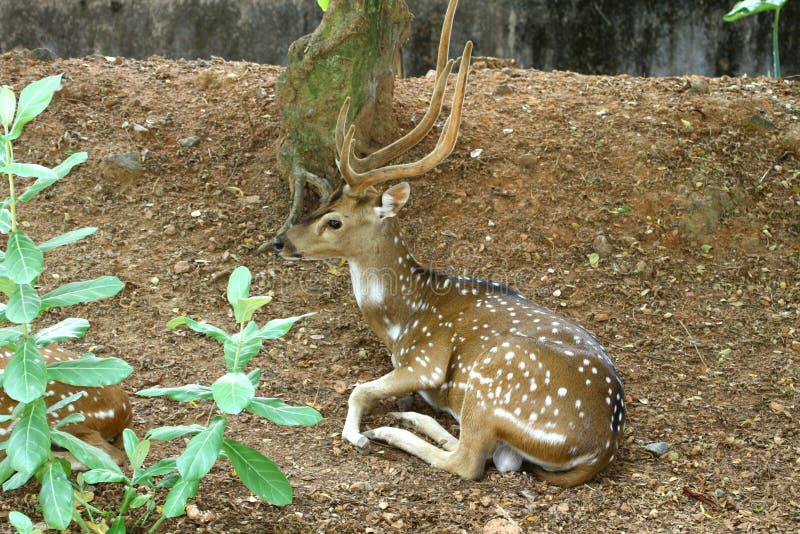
[[343, 430, 369, 449]]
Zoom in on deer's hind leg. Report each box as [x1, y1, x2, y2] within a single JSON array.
[[387, 411, 458, 451], [364, 415, 492, 480]]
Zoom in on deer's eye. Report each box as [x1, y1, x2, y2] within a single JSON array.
[[327, 219, 342, 230]]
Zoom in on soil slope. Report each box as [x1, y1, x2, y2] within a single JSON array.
[[1, 50, 799, 532]]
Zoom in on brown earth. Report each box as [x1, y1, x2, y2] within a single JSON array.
[[1, 49, 799, 533]]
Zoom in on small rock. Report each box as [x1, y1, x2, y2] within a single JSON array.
[[592, 234, 614, 257], [779, 124, 800, 155], [556, 502, 570, 514], [644, 442, 670, 456], [186, 504, 215, 523], [179, 136, 200, 147], [31, 48, 57, 61], [494, 83, 513, 96], [101, 151, 143, 184], [518, 153, 537, 169], [593, 312, 610, 322], [688, 78, 709, 94], [242, 195, 261, 205], [482, 517, 521, 534], [378, 501, 389, 510], [173, 260, 191, 274], [480, 495, 492, 507], [333, 381, 348, 395], [164, 224, 177, 236], [743, 114, 777, 132]]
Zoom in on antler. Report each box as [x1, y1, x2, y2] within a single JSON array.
[[335, 0, 472, 193]]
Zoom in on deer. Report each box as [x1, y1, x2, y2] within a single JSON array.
[[273, 0, 625, 487], [1, 345, 131, 469]]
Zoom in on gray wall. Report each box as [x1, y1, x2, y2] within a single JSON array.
[[1, 0, 797, 77]]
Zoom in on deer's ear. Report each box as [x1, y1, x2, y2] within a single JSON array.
[[375, 182, 410, 219]]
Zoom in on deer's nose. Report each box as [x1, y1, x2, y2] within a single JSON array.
[[273, 236, 285, 254]]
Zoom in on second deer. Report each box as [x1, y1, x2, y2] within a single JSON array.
[[274, 0, 624, 487], [1, 346, 131, 469]]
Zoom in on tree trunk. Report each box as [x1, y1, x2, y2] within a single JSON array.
[[275, 0, 412, 228]]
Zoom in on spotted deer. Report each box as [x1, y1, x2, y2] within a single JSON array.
[[273, 0, 624, 487], [1, 346, 131, 469]]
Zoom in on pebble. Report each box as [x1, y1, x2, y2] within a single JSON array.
[[164, 224, 177, 236], [592, 234, 614, 257], [179, 136, 200, 147], [173, 260, 191, 274], [483, 518, 521, 534], [100, 151, 143, 183]]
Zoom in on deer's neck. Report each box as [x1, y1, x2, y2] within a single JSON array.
[[348, 224, 432, 350]]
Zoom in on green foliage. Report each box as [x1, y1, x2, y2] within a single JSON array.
[[134, 266, 320, 513], [0, 76, 129, 533], [317, 0, 330, 12], [724, 0, 790, 78]]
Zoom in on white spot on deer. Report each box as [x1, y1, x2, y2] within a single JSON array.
[[558, 387, 567, 397]]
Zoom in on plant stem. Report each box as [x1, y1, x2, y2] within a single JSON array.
[[3, 139, 16, 233], [773, 8, 781, 79], [147, 513, 167, 534]]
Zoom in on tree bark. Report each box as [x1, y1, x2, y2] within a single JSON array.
[[275, 0, 412, 229]]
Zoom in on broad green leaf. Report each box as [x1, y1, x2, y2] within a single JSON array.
[[130, 493, 152, 509], [257, 313, 315, 340], [38, 227, 97, 252], [4, 231, 43, 284], [0, 85, 15, 130], [82, 468, 128, 484], [1, 162, 57, 180], [133, 457, 178, 485], [9, 511, 34, 534], [40, 276, 124, 308], [224, 322, 262, 372], [317, 0, 330, 11], [5, 339, 46, 402], [5, 283, 42, 324], [176, 416, 226, 480], [155, 473, 180, 489], [247, 397, 322, 427], [136, 383, 213, 402], [108, 515, 126, 534], [8, 399, 49, 473], [0, 208, 11, 233], [7, 75, 62, 141], [0, 276, 13, 297], [39, 459, 73, 530], [3, 470, 33, 491], [0, 325, 22, 347], [168, 316, 231, 344], [724, 0, 787, 21], [212, 373, 255, 414], [145, 424, 205, 441], [122, 427, 139, 463], [222, 438, 292, 505], [247, 368, 261, 387], [47, 354, 133, 387], [18, 152, 88, 203], [163, 477, 199, 518], [51, 429, 122, 473], [0, 457, 13, 486], [33, 318, 90, 346], [227, 266, 252, 310], [233, 295, 272, 323], [131, 439, 151, 471]]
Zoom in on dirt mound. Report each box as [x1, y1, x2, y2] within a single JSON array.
[[1, 49, 798, 532]]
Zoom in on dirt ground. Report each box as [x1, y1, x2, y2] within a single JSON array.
[[1, 49, 799, 533]]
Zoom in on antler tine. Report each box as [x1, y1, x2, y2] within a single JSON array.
[[341, 40, 472, 192], [350, 59, 455, 172], [337, 124, 360, 190], [335, 96, 351, 157], [436, 0, 459, 79]]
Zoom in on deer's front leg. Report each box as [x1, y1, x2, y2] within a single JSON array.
[[342, 366, 442, 448]]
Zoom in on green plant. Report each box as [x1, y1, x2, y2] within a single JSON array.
[[0, 75, 131, 530], [103, 266, 320, 530], [724, 0, 790, 78]]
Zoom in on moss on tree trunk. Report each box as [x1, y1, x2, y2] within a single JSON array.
[[275, 0, 411, 226]]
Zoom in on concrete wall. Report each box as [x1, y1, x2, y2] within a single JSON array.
[[1, 0, 797, 77]]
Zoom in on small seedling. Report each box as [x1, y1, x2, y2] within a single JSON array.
[[116, 266, 321, 529], [724, 0, 791, 78], [0, 75, 131, 531]]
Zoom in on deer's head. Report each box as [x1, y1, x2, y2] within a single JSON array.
[[274, 35, 472, 262]]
